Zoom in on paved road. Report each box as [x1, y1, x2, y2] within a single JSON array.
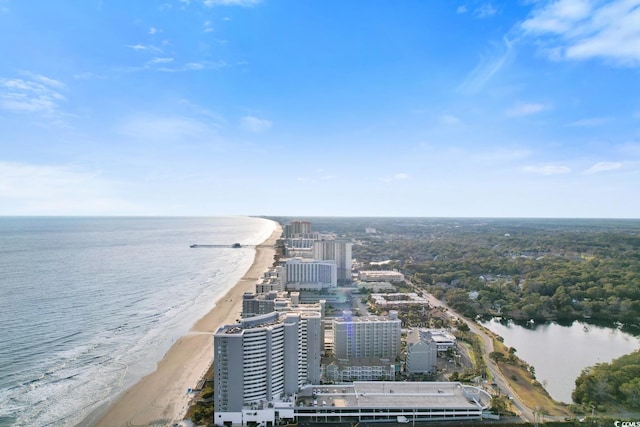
[[419, 291, 535, 423]]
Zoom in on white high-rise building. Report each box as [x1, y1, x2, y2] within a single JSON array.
[[281, 258, 337, 290], [214, 311, 322, 417], [312, 239, 353, 284], [332, 310, 401, 359]]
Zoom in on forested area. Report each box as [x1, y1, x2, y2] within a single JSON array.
[[404, 222, 640, 326], [573, 350, 640, 409], [270, 217, 640, 327]]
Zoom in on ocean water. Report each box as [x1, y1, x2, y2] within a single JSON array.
[[0, 216, 276, 427]]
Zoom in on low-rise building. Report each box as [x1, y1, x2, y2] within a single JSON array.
[[322, 357, 395, 382], [370, 292, 428, 307], [359, 270, 405, 283]]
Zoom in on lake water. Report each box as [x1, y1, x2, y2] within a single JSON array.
[[480, 319, 640, 403], [0, 216, 276, 427]]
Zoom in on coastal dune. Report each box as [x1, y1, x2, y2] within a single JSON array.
[[91, 222, 282, 427]]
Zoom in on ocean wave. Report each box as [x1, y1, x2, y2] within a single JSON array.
[[0, 216, 272, 426]]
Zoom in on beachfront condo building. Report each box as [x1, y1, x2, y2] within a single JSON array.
[[284, 220, 313, 238], [214, 311, 322, 414], [331, 310, 401, 359], [312, 239, 353, 283], [280, 258, 337, 290]]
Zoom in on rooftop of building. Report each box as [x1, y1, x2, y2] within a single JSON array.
[[370, 292, 428, 305], [296, 382, 490, 410], [332, 310, 399, 323], [216, 311, 321, 335]]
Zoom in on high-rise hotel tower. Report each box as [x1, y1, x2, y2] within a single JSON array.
[[214, 311, 322, 413], [312, 239, 353, 284]]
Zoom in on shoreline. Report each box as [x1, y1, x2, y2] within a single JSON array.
[[87, 220, 282, 427]]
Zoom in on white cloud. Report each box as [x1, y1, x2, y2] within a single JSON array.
[[241, 116, 272, 133], [0, 75, 67, 122], [457, 5, 468, 14], [584, 161, 623, 174], [149, 57, 174, 64], [126, 44, 162, 53], [203, 0, 260, 6], [439, 114, 462, 125], [506, 102, 551, 117], [149, 60, 226, 73], [73, 71, 101, 80], [184, 62, 204, 70], [380, 173, 411, 182], [521, 0, 640, 66], [568, 117, 612, 126], [119, 114, 221, 142], [458, 36, 514, 93], [127, 44, 148, 51], [522, 165, 571, 175], [0, 161, 138, 215], [522, 0, 592, 33], [475, 3, 497, 18], [25, 72, 65, 89]]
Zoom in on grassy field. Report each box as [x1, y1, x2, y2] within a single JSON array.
[[491, 337, 572, 418]]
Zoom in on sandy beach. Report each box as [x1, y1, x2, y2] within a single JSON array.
[[90, 222, 281, 427]]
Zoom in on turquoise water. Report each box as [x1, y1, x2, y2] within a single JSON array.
[[0, 216, 275, 426]]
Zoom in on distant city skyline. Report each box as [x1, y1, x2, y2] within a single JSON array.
[[1, 1, 639, 218]]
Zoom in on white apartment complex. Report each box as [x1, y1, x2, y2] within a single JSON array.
[[332, 310, 401, 359]]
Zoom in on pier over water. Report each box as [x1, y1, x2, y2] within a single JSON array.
[[190, 243, 253, 248]]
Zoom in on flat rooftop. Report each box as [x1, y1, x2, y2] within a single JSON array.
[[297, 382, 489, 410]]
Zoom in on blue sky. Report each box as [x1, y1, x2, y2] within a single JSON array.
[[1, 0, 639, 217]]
